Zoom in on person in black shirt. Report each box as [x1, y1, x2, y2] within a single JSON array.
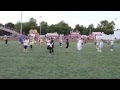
[[4, 35, 8, 44], [50, 38, 54, 53], [66, 39, 69, 48]]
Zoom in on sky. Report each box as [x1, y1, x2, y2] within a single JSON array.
[[0, 11, 120, 29]]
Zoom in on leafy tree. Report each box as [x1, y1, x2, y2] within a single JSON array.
[[5, 22, 15, 30], [96, 20, 115, 34]]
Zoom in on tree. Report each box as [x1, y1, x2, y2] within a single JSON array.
[[5, 22, 15, 30], [49, 24, 56, 33], [74, 24, 80, 32], [29, 17, 37, 28], [48, 21, 72, 35], [55, 21, 72, 35], [15, 18, 38, 35], [87, 24, 95, 34], [40, 21, 49, 35], [96, 20, 115, 34], [0, 23, 4, 27], [15, 21, 21, 33], [74, 24, 86, 35]]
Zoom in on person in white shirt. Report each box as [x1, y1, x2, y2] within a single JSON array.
[[59, 38, 63, 47], [98, 39, 103, 52], [77, 38, 83, 50], [96, 39, 99, 50], [46, 38, 52, 50], [110, 40, 114, 51], [46, 38, 53, 55], [23, 37, 29, 52]]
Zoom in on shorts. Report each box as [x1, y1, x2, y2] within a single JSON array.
[[24, 45, 28, 49], [47, 45, 51, 50]]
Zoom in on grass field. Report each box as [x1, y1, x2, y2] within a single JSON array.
[[0, 41, 120, 79]]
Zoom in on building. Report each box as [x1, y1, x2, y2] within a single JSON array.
[[68, 32, 80, 39], [46, 32, 59, 38], [92, 32, 104, 40], [114, 29, 120, 39]]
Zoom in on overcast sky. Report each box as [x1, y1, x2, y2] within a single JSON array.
[[0, 11, 120, 29]]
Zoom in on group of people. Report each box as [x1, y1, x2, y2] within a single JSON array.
[[94, 39, 114, 52], [46, 38, 54, 55], [2, 34, 115, 54], [18, 35, 44, 53]]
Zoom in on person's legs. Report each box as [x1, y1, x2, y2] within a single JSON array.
[[49, 47, 52, 55], [98, 46, 100, 52], [6, 40, 8, 44], [110, 45, 113, 51], [30, 45, 32, 49], [26, 46, 28, 52], [61, 43, 63, 47], [24, 46, 27, 52], [23, 46, 26, 52], [51, 46, 54, 53], [80, 45, 82, 50], [99, 46, 102, 52], [5, 40, 7, 44], [66, 43, 69, 48], [47, 45, 49, 50], [60, 43, 61, 46], [19, 42, 22, 48]]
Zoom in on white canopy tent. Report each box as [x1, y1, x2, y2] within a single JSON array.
[[114, 29, 120, 40]]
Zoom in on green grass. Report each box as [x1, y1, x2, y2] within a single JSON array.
[[0, 41, 120, 79]]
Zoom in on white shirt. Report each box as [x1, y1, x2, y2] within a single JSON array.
[[47, 40, 51, 45], [78, 40, 83, 45], [110, 41, 114, 45], [99, 40, 103, 46], [23, 39, 29, 46]]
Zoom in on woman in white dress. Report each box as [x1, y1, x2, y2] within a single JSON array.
[[110, 40, 114, 51], [96, 39, 99, 50], [77, 38, 83, 50], [98, 39, 103, 52]]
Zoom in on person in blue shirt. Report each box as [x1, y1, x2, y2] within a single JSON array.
[[18, 35, 23, 48]]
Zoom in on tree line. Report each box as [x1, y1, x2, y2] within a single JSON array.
[[0, 17, 115, 35]]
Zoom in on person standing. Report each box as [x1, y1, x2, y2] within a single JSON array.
[[40, 38, 43, 45], [46, 38, 52, 55], [96, 39, 99, 50], [59, 38, 63, 47], [23, 37, 29, 53], [66, 39, 69, 48], [29, 36, 34, 50], [46, 38, 51, 50], [110, 40, 114, 51], [4, 35, 8, 44], [50, 38, 55, 53], [98, 39, 103, 52], [18, 35, 23, 48], [77, 38, 83, 50]]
